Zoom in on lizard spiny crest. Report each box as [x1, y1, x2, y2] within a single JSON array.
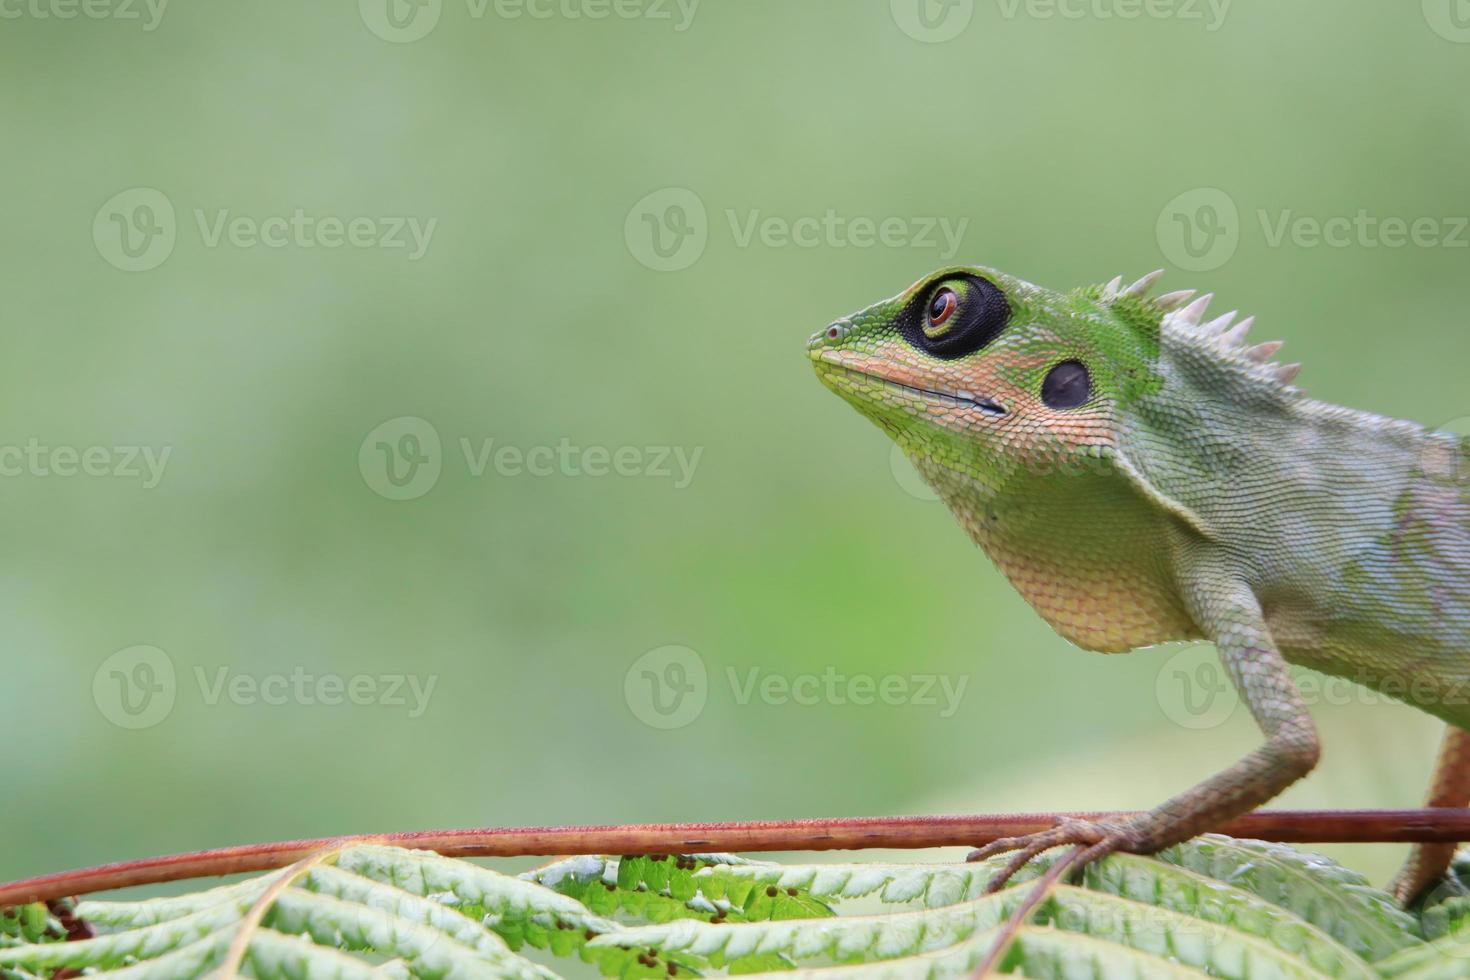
[[1101, 270, 1305, 388]]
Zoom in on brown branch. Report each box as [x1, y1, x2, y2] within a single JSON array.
[[2, 808, 1466, 906]]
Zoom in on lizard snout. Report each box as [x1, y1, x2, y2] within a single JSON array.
[[809, 319, 853, 351]]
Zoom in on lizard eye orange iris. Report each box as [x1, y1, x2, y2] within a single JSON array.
[[925, 288, 958, 336]]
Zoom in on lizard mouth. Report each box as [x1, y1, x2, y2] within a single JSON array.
[[816, 360, 1008, 417]]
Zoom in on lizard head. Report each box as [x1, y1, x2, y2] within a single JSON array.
[[808, 265, 1163, 496], [808, 265, 1307, 652]]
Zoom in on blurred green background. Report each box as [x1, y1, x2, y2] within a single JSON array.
[[2, 0, 1468, 889]]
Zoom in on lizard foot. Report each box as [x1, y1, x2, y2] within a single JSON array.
[[967, 819, 1137, 894]]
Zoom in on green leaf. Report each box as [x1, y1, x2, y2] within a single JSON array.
[[1422, 899, 1470, 944], [0, 838, 1456, 978], [1375, 934, 1470, 979], [591, 880, 1373, 980], [1027, 850, 1378, 977], [1152, 835, 1422, 960], [1032, 884, 1362, 979], [588, 892, 1011, 972], [531, 854, 832, 925], [746, 926, 1210, 979], [693, 861, 1002, 910]]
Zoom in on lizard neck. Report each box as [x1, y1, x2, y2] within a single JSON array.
[[913, 453, 1200, 653]]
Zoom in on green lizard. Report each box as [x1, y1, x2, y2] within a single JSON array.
[[809, 265, 1470, 904]]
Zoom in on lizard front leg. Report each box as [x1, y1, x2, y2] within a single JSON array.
[[973, 571, 1321, 892]]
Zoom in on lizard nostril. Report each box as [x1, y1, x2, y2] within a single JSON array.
[[823, 319, 852, 343], [809, 319, 852, 352]]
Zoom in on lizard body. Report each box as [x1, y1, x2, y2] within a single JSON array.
[[809, 266, 1470, 900]]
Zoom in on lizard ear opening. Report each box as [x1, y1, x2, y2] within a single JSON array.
[[1042, 361, 1092, 410]]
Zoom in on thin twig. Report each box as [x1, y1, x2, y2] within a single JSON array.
[[2, 809, 1465, 906], [216, 843, 356, 978]]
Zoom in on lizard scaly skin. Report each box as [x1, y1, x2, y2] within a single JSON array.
[[809, 266, 1470, 903]]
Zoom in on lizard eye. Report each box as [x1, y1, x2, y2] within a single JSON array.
[[925, 288, 958, 336], [904, 274, 1011, 359]]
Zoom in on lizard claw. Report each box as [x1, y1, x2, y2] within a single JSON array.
[[967, 819, 1133, 894]]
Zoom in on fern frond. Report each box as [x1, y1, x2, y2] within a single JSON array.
[[1421, 898, 1470, 945], [91, 933, 232, 979], [237, 929, 404, 979], [338, 846, 608, 928], [692, 860, 1002, 910], [747, 926, 1211, 980], [98, 930, 393, 980], [0, 891, 259, 971], [587, 890, 1014, 971], [0, 903, 73, 980], [270, 884, 555, 979], [0, 904, 68, 947], [1025, 850, 1379, 977], [0, 838, 1448, 978], [4, 846, 621, 978], [592, 877, 1385, 979], [529, 854, 834, 925], [1034, 883, 1371, 979], [528, 856, 699, 923], [82, 878, 270, 931], [300, 864, 546, 965], [1374, 939, 1470, 978], [1153, 835, 1422, 960]]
